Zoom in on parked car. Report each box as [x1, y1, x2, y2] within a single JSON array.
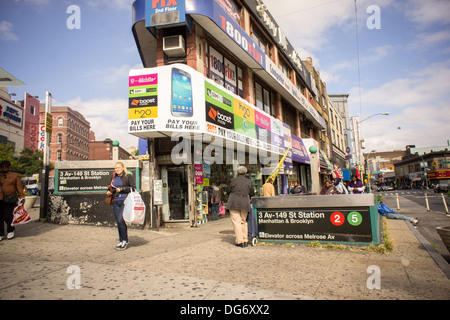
[[434, 183, 449, 193], [380, 185, 394, 191]]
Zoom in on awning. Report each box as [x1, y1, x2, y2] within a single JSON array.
[[319, 149, 332, 171]]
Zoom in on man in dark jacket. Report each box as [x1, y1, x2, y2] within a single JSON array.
[[226, 166, 254, 247]]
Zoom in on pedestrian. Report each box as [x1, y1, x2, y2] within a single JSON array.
[[290, 181, 304, 195], [226, 166, 254, 248], [334, 178, 348, 194], [106, 161, 136, 250], [0, 160, 25, 241], [262, 177, 275, 197], [348, 175, 365, 194], [210, 183, 222, 221], [320, 180, 338, 195], [377, 201, 419, 225]]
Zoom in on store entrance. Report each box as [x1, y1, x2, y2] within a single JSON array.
[[162, 165, 189, 221]]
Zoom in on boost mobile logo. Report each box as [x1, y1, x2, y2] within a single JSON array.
[[209, 106, 232, 124]]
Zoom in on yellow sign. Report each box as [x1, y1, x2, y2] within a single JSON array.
[[45, 112, 53, 134], [233, 99, 255, 123], [128, 106, 158, 119], [266, 147, 290, 183]]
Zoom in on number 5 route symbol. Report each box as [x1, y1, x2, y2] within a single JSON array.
[[331, 212, 345, 226], [348, 211, 363, 226]]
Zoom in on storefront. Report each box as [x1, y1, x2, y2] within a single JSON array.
[[130, 0, 327, 226]]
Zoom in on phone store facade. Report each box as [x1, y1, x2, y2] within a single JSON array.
[[130, 0, 326, 226]]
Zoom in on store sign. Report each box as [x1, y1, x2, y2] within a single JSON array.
[[56, 169, 135, 193], [256, 207, 373, 243], [427, 169, 450, 179], [212, 1, 266, 68], [0, 98, 23, 128], [145, 0, 186, 28], [291, 134, 310, 164], [128, 64, 310, 162]]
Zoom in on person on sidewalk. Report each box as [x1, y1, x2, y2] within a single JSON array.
[[290, 181, 304, 195], [348, 175, 365, 194], [226, 166, 254, 248], [262, 178, 275, 197], [320, 180, 338, 195], [210, 183, 222, 221], [106, 161, 136, 250], [0, 160, 25, 241], [377, 201, 419, 225]]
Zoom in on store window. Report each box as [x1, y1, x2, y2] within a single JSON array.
[[251, 23, 273, 60], [207, 45, 243, 98], [281, 100, 297, 133]]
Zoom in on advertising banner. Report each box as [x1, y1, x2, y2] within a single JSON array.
[[0, 97, 23, 128], [145, 0, 186, 28], [128, 64, 311, 162]]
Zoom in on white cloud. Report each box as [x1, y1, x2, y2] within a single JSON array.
[[65, 97, 139, 148], [0, 21, 18, 41], [349, 60, 450, 151], [83, 63, 142, 88], [401, 0, 450, 27], [408, 30, 450, 51]]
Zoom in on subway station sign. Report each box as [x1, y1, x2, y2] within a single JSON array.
[[256, 207, 373, 243], [252, 195, 381, 245]]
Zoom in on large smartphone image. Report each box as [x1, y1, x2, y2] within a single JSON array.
[[171, 67, 193, 117]]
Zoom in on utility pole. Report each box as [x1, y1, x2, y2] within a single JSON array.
[[40, 91, 52, 221]]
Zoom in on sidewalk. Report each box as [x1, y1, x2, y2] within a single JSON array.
[[0, 200, 449, 301]]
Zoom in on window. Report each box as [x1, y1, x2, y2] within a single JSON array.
[[58, 117, 63, 127], [207, 45, 242, 97], [255, 81, 273, 115], [57, 150, 62, 161], [57, 133, 62, 144]]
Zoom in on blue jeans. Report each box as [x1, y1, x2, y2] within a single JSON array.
[[385, 213, 414, 223], [113, 200, 128, 243], [211, 203, 219, 221]]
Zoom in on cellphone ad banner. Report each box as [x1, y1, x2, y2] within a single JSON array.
[[128, 64, 308, 162]]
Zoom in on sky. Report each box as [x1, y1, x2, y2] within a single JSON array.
[[1, 0, 450, 152]]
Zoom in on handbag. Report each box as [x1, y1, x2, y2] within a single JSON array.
[[12, 203, 31, 225], [219, 202, 225, 215], [105, 185, 114, 205], [123, 188, 146, 225], [0, 183, 18, 204]]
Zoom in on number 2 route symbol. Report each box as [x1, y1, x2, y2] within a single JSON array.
[[331, 212, 345, 226]]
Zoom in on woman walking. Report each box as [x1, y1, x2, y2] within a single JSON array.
[[226, 166, 254, 248], [106, 162, 135, 250]]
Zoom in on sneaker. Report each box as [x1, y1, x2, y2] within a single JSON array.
[[114, 241, 128, 251], [6, 232, 14, 240], [413, 218, 419, 226]]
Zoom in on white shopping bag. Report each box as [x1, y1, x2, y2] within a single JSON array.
[[123, 189, 146, 225]]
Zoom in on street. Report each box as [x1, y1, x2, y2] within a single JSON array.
[[377, 190, 450, 261]]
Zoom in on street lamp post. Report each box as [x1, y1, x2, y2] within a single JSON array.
[[352, 112, 389, 169]]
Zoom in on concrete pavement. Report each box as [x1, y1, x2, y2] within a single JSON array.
[[0, 195, 449, 301]]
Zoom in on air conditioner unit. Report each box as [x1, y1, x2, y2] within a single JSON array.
[[163, 35, 185, 57]]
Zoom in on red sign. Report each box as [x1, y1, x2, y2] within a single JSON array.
[[427, 170, 450, 179]]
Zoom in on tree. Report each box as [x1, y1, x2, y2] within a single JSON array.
[[16, 148, 45, 176]]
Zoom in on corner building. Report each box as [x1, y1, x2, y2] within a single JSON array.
[[130, 0, 327, 226]]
